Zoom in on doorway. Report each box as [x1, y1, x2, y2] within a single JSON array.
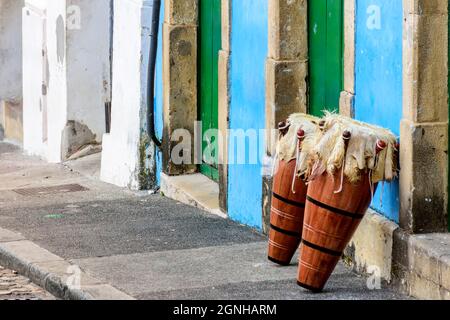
[[198, 0, 221, 181], [308, 0, 343, 117]]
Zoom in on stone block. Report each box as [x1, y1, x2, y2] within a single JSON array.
[[409, 272, 442, 300], [165, 0, 198, 25], [162, 23, 198, 175], [440, 288, 450, 300], [268, 0, 308, 60], [441, 255, 450, 291], [408, 237, 441, 285], [403, 0, 448, 15], [343, 0, 355, 93], [399, 120, 448, 233], [221, 0, 231, 52], [218, 50, 230, 212], [265, 58, 307, 155], [403, 12, 448, 123], [339, 91, 355, 118]]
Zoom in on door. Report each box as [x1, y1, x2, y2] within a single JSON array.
[[308, 0, 343, 117], [199, 0, 221, 181]]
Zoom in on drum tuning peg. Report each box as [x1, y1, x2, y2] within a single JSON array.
[[343, 131, 352, 142], [376, 140, 387, 154], [319, 120, 326, 131], [278, 120, 290, 136], [297, 129, 306, 141]]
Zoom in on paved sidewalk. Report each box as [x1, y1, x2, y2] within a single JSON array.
[[0, 143, 409, 300], [0, 266, 55, 300]]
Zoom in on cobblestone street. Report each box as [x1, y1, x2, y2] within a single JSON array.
[[0, 266, 55, 300]]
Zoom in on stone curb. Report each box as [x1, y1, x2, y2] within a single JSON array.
[[392, 229, 450, 300], [0, 228, 134, 300], [0, 245, 90, 300]]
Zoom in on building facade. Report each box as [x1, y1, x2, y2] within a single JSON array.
[[0, 0, 448, 298]]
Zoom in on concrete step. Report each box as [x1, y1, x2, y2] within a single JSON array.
[[393, 232, 450, 300], [161, 173, 226, 219]]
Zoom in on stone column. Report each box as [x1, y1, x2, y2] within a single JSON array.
[[218, 0, 231, 213], [266, 0, 308, 157], [162, 0, 198, 175], [339, 0, 356, 118], [400, 0, 449, 233], [263, 0, 308, 233]]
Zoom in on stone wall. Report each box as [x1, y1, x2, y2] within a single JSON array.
[[162, 0, 198, 175], [400, 0, 449, 233]]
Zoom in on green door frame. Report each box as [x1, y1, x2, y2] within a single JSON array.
[[308, 0, 344, 117], [198, 0, 221, 181]]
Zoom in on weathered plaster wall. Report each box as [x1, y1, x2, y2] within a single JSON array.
[[23, 0, 111, 162], [227, 0, 268, 230], [43, 0, 69, 162], [0, 0, 24, 102], [354, 0, 403, 222], [0, 0, 25, 143], [101, 0, 157, 190], [23, 0, 66, 160], [65, 0, 111, 146]]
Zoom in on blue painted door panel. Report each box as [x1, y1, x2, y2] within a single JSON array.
[[355, 0, 402, 222], [228, 0, 268, 229]]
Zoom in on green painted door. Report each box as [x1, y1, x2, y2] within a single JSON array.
[[199, 0, 221, 181], [308, 0, 343, 117]]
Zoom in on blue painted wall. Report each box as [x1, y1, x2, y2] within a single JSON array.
[[227, 0, 268, 230], [355, 1, 403, 222], [155, 0, 164, 186]]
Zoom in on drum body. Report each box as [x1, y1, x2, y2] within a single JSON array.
[[268, 159, 307, 266], [297, 171, 374, 292]]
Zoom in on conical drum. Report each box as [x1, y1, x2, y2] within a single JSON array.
[[268, 114, 320, 266], [297, 113, 398, 292], [268, 158, 307, 265], [297, 171, 374, 292]]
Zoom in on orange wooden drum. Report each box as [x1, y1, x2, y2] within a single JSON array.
[[297, 170, 374, 292], [268, 159, 307, 266], [296, 114, 398, 292], [268, 121, 310, 266]]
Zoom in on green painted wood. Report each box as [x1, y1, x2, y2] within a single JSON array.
[[199, 0, 221, 182], [308, 0, 343, 117]]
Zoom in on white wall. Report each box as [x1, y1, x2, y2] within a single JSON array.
[[0, 0, 24, 102], [101, 0, 155, 189], [22, 1, 46, 156], [22, 0, 112, 162], [66, 0, 111, 142], [22, 0, 67, 160], [45, 0, 69, 162]]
